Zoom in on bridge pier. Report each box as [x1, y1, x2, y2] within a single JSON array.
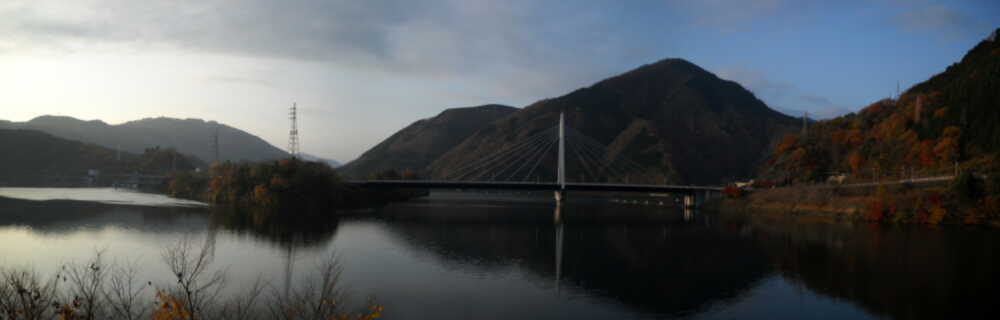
[[554, 190, 567, 204], [683, 193, 696, 208]]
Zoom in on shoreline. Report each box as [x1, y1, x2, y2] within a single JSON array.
[[704, 184, 1000, 227]]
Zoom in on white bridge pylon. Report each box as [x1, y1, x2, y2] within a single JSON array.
[[558, 111, 566, 190], [439, 110, 651, 185]]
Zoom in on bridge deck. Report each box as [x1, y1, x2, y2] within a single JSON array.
[[347, 180, 722, 194]]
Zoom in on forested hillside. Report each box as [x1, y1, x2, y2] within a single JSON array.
[[0, 129, 203, 186], [761, 28, 1000, 184], [339, 104, 516, 178]]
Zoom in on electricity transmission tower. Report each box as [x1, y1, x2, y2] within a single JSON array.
[[288, 103, 300, 158]]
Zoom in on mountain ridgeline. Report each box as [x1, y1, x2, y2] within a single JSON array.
[[430, 59, 798, 185], [0, 116, 289, 163], [0, 129, 203, 186], [338, 104, 517, 178], [343, 58, 796, 184]]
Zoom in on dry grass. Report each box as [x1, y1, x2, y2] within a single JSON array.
[[745, 186, 866, 217], [0, 242, 381, 320]]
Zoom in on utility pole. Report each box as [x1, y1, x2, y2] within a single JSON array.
[[171, 136, 177, 172], [212, 126, 220, 163], [288, 103, 300, 159], [802, 111, 808, 136]]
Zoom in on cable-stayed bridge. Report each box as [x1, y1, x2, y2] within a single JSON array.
[[350, 112, 722, 206]]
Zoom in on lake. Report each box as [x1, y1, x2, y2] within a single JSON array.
[[0, 188, 997, 319]]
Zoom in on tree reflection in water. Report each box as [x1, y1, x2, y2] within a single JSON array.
[[208, 206, 343, 297], [7, 194, 997, 319], [732, 213, 1000, 320]]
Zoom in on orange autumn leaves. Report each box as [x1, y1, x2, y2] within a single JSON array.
[[767, 96, 967, 183]]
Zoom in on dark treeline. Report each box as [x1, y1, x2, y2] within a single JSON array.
[[167, 159, 424, 214]]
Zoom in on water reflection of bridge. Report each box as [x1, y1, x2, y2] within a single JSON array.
[[376, 201, 767, 316], [105, 173, 166, 189]]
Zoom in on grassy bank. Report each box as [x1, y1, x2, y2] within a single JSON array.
[[713, 172, 1000, 227]]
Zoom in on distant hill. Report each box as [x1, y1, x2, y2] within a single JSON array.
[[338, 104, 517, 178], [0, 129, 202, 186], [761, 27, 1000, 183], [430, 59, 798, 185], [0, 129, 120, 181], [299, 153, 342, 168], [0, 116, 288, 163]]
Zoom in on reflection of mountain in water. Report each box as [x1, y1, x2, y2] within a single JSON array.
[[373, 200, 770, 316], [0, 196, 209, 234], [742, 216, 1000, 320]]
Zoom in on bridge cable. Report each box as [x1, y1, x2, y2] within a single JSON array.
[[569, 130, 628, 182], [574, 131, 640, 183], [461, 128, 557, 181], [563, 132, 595, 181], [566, 131, 614, 181], [568, 127, 649, 174], [563, 128, 608, 182], [522, 135, 561, 182], [487, 134, 557, 181], [566, 133, 605, 182], [445, 126, 555, 180], [449, 126, 549, 180], [444, 127, 557, 181], [566, 127, 649, 180], [442, 126, 556, 180], [473, 130, 555, 181], [504, 134, 560, 181]]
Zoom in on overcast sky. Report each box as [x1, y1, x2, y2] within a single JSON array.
[[1, 0, 996, 162]]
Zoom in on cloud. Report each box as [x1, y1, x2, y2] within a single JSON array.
[[892, 2, 995, 40], [716, 66, 852, 119], [205, 75, 277, 88], [897, 5, 967, 35], [679, 0, 787, 29], [0, 0, 653, 101], [0, 1, 425, 61]]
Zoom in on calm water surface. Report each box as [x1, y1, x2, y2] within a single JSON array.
[[1, 188, 998, 319]]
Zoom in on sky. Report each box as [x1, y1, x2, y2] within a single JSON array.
[[0, 0, 997, 162]]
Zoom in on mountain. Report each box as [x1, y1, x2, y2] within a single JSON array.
[[761, 27, 1000, 183], [430, 59, 799, 185], [339, 104, 517, 178], [0, 129, 121, 183], [0, 116, 288, 163], [0, 129, 202, 186]]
